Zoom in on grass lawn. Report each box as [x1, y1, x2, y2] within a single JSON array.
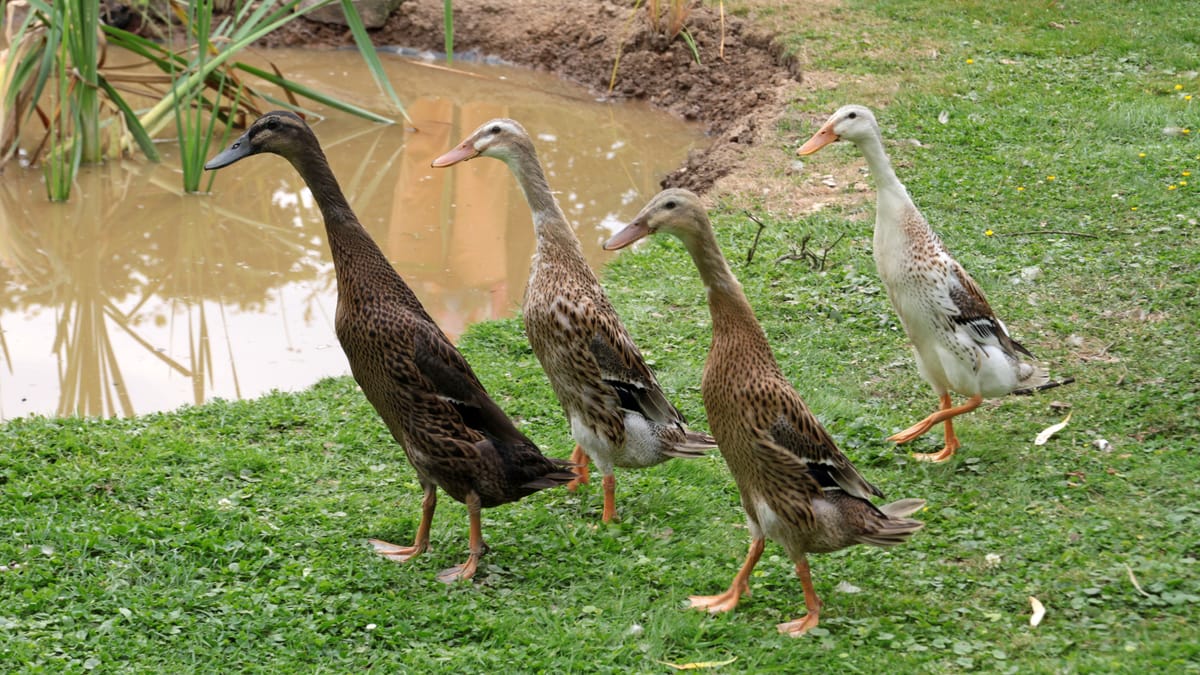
[[3, 0, 1198, 672]]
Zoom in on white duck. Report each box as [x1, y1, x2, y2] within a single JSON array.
[[798, 104, 1056, 462]]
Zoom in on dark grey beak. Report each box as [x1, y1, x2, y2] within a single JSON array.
[[204, 131, 254, 170]]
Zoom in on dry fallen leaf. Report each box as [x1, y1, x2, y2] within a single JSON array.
[[656, 657, 738, 670], [1029, 596, 1046, 627], [1034, 412, 1072, 445]]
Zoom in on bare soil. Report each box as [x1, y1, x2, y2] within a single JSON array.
[[264, 0, 812, 198]]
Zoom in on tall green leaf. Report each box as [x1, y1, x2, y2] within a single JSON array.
[[338, 0, 409, 124]]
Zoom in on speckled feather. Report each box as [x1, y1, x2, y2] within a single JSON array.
[[210, 112, 573, 511], [446, 119, 716, 479], [806, 105, 1049, 399], [610, 189, 924, 559]]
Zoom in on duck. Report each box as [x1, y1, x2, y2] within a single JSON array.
[[431, 119, 716, 523], [798, 104, 1062, 462], [605, 188, 925, 637], [205, 111, 575, 582]]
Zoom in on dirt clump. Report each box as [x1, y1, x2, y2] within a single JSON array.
[[263, 0, 803, 195]]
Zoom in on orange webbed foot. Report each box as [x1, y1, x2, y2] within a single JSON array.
[[436, 554, 480, 584], [776, 612, 821, 637], [369, 538, 428, 563], [688, 580, 749, 614]]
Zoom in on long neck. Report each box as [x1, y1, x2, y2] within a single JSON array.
[[854, 130, 923, 256], [855, 130, 908, 207], [681, 224, 772, 358], [505, 144, 585, 256], [287, 147, 391, 281]]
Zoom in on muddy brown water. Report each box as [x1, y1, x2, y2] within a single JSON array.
[[0, 49, 704, 420]]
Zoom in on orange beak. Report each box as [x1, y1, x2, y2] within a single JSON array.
[[603, 220, 650, 251], [431, 140, 479, 168], [797, 121, 838, 156]]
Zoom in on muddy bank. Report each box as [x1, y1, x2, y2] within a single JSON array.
[[264, 0, 803, 193]]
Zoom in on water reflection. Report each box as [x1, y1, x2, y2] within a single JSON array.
[[0, 51, 704, 419]]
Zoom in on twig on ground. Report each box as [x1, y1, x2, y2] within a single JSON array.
[[745, 211, 767, 264], [774, 232, 844, 271], [998, 230, 1100, 239]]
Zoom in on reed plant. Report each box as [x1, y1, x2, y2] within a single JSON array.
[[1, 0, 408, 200], [443, 0, 455, 63]]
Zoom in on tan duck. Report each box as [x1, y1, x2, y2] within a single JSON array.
[[798, 104, 1061, 462], [205, 111, 574, 582], [432, 119, 715, 523], [605, 188, 924, 637]]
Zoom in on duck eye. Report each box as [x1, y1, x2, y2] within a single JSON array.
[[489, 125, 501, 134], [266, 118, 280, 130], [847, 112, 857, 119], [664, 200, 677, 210]]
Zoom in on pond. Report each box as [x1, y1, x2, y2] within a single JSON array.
[[0, 49, 706, 420]]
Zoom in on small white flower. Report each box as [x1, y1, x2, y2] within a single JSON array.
[[985, 553, 1002, 568], [366, 623, 377, 631]]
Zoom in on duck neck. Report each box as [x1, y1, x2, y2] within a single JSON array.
[[288, 147, 385, 279], [855, 131, 919, 255], [504, 144, 584, 256], [681, 226, 770, 355], [855, 131, 908, 208]]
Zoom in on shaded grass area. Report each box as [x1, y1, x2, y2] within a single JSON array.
[[3, 0, 1199, 671]]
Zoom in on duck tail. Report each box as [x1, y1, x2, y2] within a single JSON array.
[[661, 429, 719, 458], [859, 498, 926, 547], [1013, 375, 1075, 396]]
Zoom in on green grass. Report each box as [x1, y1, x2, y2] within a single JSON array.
[[3, 0, 1199, 671]]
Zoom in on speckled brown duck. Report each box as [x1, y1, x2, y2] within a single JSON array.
[[605, 188, 924, 637], [799, 105, 1065, 462], [431, 119, 716, 524], [205, 111, 574, 583]]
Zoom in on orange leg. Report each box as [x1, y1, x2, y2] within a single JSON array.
[[566, 444, 590, 491], [889, 393, 982, 462], [370, 483, 436, 562], [601, 474, 617, 523], [437, 492, 485, 583], [777, 556, 823, 637], [689, 537, 765, 613]]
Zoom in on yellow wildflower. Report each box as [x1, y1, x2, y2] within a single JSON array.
[[1187, 95, 1194, 101], [1181, 181, 1189, 186], [1184, 129, 1192, 134], [1184, 171, 1192, 176], [966, 58, 974, 64], [1046, 175, 1056, 181], [985, 229, 994, 236], [1138, 152, 1147, 158], [1017, 186, 1025, 191], [1131, 206, 1138, 211], [1176, 84, 1184, 90], [1168, 184, 1178, 190]]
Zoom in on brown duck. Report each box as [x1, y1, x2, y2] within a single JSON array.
[[605, 188, 925, 636], [205, 111, 574, 583], [432, 119, 715, 523]]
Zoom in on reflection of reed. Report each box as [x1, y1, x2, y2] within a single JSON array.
[[0, 52, 704, 419], [0, 156, 327, 418]]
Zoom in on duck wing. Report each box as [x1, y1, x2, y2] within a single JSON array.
[[588, 307, 687, 428], [946, 263, 1036, 359], [764, 386, 883, 500], [410, 321, 570, 484]]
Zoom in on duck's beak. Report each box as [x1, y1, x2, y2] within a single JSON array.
[[205, 130, 254, 170], [603, 219, 650, 251], [431, 140, 479, 167], [797, 121, 838, 156]]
